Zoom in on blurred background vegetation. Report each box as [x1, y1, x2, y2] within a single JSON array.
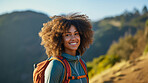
[[86, 6, 148, 79], [0, 6, 148, 83]]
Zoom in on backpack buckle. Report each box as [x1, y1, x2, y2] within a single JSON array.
[[68, 76, 78, 80]]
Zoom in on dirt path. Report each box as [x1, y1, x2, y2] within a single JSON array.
[[90, 55, 148, 83]]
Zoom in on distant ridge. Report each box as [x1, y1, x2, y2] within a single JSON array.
[[0, 10, 50, 83]]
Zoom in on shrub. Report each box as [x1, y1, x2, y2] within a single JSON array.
[[87, 55, 120, 78]]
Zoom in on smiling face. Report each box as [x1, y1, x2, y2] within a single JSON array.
[[62, 25, 80, 55]]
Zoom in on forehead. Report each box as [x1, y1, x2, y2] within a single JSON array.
[[65, 25, 78, 32]]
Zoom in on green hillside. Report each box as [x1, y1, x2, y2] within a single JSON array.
[[87, 20, 148, 79], [87, 8, 148, 78], [0, 10, 50, 83], [83, 7, 148, 61]]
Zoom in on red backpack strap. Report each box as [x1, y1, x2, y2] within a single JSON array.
[[57, 56, 71, 83], [79, 59, 89, 83], [33, 56, 71, 83]]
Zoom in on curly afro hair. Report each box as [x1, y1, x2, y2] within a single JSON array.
[[39, 13, 93, 57]]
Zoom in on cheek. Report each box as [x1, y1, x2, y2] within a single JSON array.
[[63, 37, 70, 43], [76, 36, 80, 42]]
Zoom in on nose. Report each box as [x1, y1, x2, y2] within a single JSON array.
[[70, 35, 76, 40]]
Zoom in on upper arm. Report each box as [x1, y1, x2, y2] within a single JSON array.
[[44, 60, 65, 83]]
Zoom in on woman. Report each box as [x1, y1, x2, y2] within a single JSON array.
[[38, 13, 93, 83]]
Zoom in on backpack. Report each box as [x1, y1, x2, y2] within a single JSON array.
[[33, 56, 88, 83]]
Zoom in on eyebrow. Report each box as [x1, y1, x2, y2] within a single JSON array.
[[65, 31, 79, 33]]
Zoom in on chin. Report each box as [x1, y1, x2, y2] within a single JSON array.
[[69, 47, 78, 51], [71, 49, 78, 51]]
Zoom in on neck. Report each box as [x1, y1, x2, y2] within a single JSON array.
[[64, 50, 76, 56]]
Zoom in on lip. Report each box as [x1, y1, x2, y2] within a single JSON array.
[[69, 42, 78, 45], [70, 43, 77, 45]]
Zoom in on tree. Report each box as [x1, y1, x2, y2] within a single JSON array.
[[133, 8, 140, 16], [142, 5, 148, 14]]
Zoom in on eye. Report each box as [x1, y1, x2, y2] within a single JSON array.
[[75, 33, 79, 35], [65, 34, 71, 36]]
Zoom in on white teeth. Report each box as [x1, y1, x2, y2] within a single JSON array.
[[70, 43, 77, 45]]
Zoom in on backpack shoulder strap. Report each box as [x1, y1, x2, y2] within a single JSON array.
[[56, 56, 71, 83], [79, 59, 89, 83], [49, 56, 71, 83], [33, 56, 71, 83]]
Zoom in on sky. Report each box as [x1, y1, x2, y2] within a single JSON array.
[[0, 0, 148, 21]]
